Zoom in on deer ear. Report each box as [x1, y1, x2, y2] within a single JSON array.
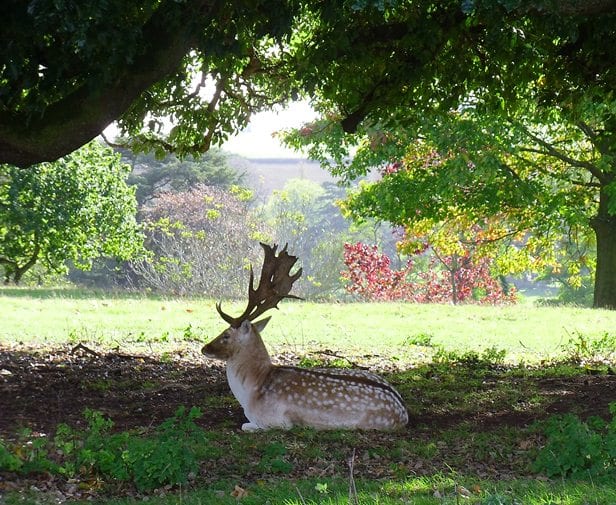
[[252, 317, 271, 333]]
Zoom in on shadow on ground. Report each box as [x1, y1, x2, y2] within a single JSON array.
[[1, 344, 614, 438]]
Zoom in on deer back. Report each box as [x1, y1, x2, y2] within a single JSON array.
[[254, 365, 409, 430]]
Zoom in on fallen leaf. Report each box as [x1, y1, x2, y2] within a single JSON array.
[[231, 485, 248, 499], [518, 438, 534, 450]]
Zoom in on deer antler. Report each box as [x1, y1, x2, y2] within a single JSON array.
[[216, 243, 302, 327]]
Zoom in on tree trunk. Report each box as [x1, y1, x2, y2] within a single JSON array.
[[13, 267, 25, 285], [450, 256, 459, 305], [591, 190, 616, 309], [0, 243, 41, 285]]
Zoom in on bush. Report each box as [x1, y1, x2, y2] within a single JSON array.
[[342, 242, 517, 305], [131, 185, 266, 297], [534, 403, 616, 479], [1, 407, 211, 491]]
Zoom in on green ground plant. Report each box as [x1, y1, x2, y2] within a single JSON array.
[[560, 331, 616, 364], [0, 407, 212, 491], [534, 403, 616, 479]]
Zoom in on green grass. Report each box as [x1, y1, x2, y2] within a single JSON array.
[[2, 286, 616, 361], [5, 477, 616, 505]]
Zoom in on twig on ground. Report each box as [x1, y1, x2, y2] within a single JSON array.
[[295, 485, 307, 505], [348, 448, 358, 505], [319, 350, 370, 370], [69, 343, 99, 357]]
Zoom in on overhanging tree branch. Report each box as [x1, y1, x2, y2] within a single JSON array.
[[0, 0, 215, 168], [511, 121, 608, 184]]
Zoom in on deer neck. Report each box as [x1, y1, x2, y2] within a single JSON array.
[[226, 335, 273, 405]]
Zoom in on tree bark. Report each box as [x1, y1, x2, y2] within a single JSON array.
[[591, 189, 616, 309]]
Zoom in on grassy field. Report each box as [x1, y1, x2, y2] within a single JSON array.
[[2, 287, 616, 361], [2, 287, 616, 505]]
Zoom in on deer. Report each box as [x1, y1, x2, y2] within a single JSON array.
[[201, 243, 409, 431]]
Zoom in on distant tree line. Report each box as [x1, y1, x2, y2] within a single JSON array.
[[0, 139, 589, 305]]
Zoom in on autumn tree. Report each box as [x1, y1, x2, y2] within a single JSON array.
[[315, 106, 613, 308], [281, 3, 616, 309], [0, 142, 142, 284], [342, 240, 516, 305]]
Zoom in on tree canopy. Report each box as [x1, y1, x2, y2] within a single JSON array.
[[0, 142, 142, 283], [2, 0, 615, 167], [0, 0, 295, 166]]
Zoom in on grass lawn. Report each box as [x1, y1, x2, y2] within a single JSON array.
[[1, 287, 616, 505], [2, 286, 615, 361]]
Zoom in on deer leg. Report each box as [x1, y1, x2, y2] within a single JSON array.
[[241, 422, 260, 432]]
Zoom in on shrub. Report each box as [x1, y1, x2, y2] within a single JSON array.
[[131, 185, 266, 296], [1, 407, 211, 491], [534, 403, 616, 479], [342, 242, 517, 304]]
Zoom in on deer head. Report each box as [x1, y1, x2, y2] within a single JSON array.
[[201, 317, 271, 362]]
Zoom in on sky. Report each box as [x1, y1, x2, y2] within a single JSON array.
[[103, 100, 316, 159], [221, 101, 316, 158]]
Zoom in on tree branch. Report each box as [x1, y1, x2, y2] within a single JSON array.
[[0, 0, 215, 167], [576, 121, 598, 141], [513, 151, 601, 188], [200, 75, 228, 152], [511, 120, 608, 183], [0, 257, 17, 267]]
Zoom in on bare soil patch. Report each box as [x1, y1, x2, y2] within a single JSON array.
[[1, 344, 615, 437]]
